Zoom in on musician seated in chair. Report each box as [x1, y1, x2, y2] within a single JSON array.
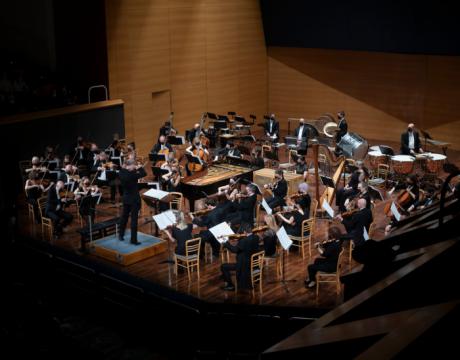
[[263, 113, 279, 140], [305, 226, 343, 289], [220, 222, 261, 291], [400, 123, 423, 155], [224, 142, 241, 158], [265, 170, 288, 210], [45, 180, 74, 237], [294, 118, 310, 155], [335, 198, 372, 248], [163, 211, 197, 256], [275, 196, 310, 237], [343, 182, 371, 212], [336, 160, 368, 213], [295, 156, 308, 181], [150, 135, 173, 155], [225, 183, 258, 227]]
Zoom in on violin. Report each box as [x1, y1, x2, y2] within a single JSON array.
[[286, 192, 308, 200], [190, 207, 213, 216]]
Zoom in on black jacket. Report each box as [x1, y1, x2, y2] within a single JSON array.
[[273, 179, 288, 199], [224, 234, 260, 289], [233, 194, 257, 221], [401, 131, 421, 155], [263, 119, 279, 137], [342, 207, 373, 246], [336, 118, 348, 142], [119, 167, 147, 204], [294, 124, 310, 139], [188, 128, 200, 143], [45, 185, 62, 214]]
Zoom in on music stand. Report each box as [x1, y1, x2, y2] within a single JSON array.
[[185, 153, 203, 166], [217, 114, 229, 121], [207, 112, 218, 120], [213, 120, 227, 130], [149, 153, 166, 164], [234, 115, 246, 123], [151, 166, 169, 180], [167, 135, 184, 145], [320, 175, 335, 203], [378, 145, 394, 156]]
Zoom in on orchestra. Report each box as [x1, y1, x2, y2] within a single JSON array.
[[19, 110, 457, 296]]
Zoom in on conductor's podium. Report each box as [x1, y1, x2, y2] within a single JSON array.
[[92, 231, 167, 266]]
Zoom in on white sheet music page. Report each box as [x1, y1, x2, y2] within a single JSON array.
[[277, 226, 293, 250], [322, 199, 335, 218], [144, 188, 170, 200], [152, 210, 176, 230], [390, 202, 401, 221], [363, 226, 369, 241], [262, 198, 272, 215], [209, 222, 234, 244]]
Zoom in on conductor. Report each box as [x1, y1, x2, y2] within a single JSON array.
[[118, 159, 147, 245]]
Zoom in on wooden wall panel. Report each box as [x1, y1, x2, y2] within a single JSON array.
[[268, 47, 460, 151], [106, 0, 267, 154]]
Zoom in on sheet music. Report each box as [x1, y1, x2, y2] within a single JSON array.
[[98, 170, 107, 181], [277, 226, 293, 250], [144, 188, 170, 200], [391, 202, 401, 221], [152, 210, 176, 230], [209, 222, 234, 244], [322, 199, 335, 218], [363, 226, 369, 241], [262, 198, 272, 215], [176, 135, 185, 145]]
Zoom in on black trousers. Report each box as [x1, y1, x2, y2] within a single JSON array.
[[199, 230, 221, 256], [46, 209, 73, 233], [221, 263, 237, 285], [307, 258, 336, 281], [119, 201, 140, 243], [267, 196, 285, 210], [225, 212, 254, 227]]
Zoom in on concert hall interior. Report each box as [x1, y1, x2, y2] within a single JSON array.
[[1, 0, 460, 358]]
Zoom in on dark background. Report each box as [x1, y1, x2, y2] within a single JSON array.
[[260, 0, 460, 55]]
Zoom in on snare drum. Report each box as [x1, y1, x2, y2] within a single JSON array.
[[367, 150, 388, 170], [423, 153, 446, 174], [391, 155, 415, 175]]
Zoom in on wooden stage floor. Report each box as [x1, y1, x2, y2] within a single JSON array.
[[17, 135, 460, 311]]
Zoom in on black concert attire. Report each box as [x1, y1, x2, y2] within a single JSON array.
[[284, 210, 309, 237], [72, 142, 91, 166], [221, 233, 260, 289], [172, 224, 193, 256], [267, 179, 288, 209], [225, 194, 257, 227], [187, 128, 200, 143], [118, 167, 147, 244], [150, 142, 173, 154], [297, 194, 311, 218], [295, 162, 308, 176], [294, 124, 310, 154], [401, 130, 421, 155], [335, 117, 348, 143], [25, 184, 43, 224], [193, 205, 228, 256], [336, 169, 361, 212], [307, 239, 342, 281], [394, 182, 420, 210], [91, 159, 122, 202], [262, 229, 277, 257], [226, 147, 241, 158], [263, 118, 279, 139], [251, 156, 265, 169], [45, 185, 73, 235], [341, 207, 373, 247]]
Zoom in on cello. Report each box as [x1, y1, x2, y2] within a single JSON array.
[[384, 187, 413, 217]]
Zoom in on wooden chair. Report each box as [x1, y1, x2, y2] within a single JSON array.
[[263, 245, 283, 280], [288, 218, 314, 260], [279, 149, 297, 170], [310, 199, 318, 219], [27, 202, 35, 224], [37, 197, 53, 241], [250, 250, 265, 296], [174, 238, 201, 281], [169, 192, 183, 211], [371, 163, 390, 189], [316, 248, 345, 300]]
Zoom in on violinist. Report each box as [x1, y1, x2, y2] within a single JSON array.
[[217, 177, 239, 202], [276, 195, 309, 237], [88, 143, 99, 163], [336, 160, 368, 212], [163, 211, 198, 256], [41, 145, 60, 168], [92, 151, 121, 203], [185, 137, 209, 175], [162, 164, 182, 192], [335, 198, 372, 248], [25, 156, 47, 173], [72, 136, 90, 165], [261, 214, 279, 257], [265, 169, 288, 209], [220, 222, 260, 291], [291, 182, 311, 217], [58, 164, 79, 189], [74, 177, 101, 225], [45, 180, 73, 237], [305, 226, 344, 289], [343, 182, 371, 213], [225, 183, 257, 227], [25, 171, 53, 223], [191, 197, 227, 257]]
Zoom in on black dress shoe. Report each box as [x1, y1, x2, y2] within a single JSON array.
[[131, 241, 141, 246]]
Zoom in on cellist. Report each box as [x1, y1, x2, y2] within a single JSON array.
[[185, 137, 209, 175]]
